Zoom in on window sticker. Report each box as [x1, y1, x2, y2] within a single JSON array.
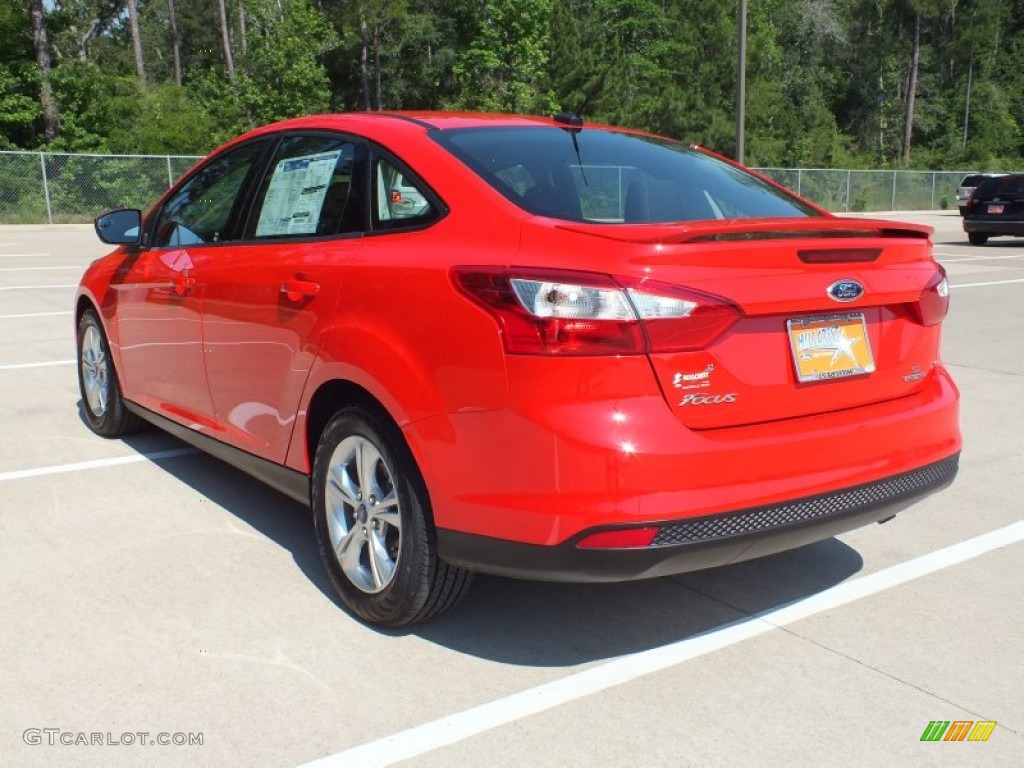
[[256, 150, 342, 236]]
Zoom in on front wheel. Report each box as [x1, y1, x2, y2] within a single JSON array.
[[77, 309, 145, 436], [968, 232, 988, 246], [312, 406, 472, 627]]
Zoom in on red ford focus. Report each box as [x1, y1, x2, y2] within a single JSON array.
[[77, 113, 960, 626]]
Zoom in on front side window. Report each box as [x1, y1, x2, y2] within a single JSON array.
[[250, 135, 365, 239], [433, 127, 820, 224], [152, 141, 265, 246]]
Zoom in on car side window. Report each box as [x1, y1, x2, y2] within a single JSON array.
[[249, 135, 365, 239], [372, 158, 437, 230], [152, 142, 265, 247]]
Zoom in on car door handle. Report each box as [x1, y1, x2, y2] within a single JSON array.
[[280, 279, 320, 301], [173, 272, 196, 296]]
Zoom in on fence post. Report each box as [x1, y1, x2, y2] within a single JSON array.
[[931, 173, 936, 210], [166, 156, 174, 187], [797, 169, 802, 196], [846, 170, 852, 212], [891, 171, 897, 211], [39, 152, 53, 225]]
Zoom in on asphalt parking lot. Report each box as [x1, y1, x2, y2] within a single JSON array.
[[0, 213, 1021, 767]]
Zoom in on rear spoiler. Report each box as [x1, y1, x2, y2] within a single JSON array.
[[554, 217, 933, 244]]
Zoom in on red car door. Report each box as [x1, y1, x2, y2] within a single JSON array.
[[198, 135, 366, 462], [114, 140, 268, 429], [113, 246, 209, 424]]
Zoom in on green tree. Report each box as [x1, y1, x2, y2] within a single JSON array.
[[0, 0, 39, 148], [233, 0, 337, 127], [449, 0, 557, 113]]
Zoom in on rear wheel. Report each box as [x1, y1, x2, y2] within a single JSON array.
[[77, 309, 145, 436], [312, 406, 472, 627], [968, 232, 988, 246]]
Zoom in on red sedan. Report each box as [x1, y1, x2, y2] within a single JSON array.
[[77, 113, 960, 627]]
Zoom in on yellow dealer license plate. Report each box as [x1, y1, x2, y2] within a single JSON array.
[[787, 313, 875, 383]]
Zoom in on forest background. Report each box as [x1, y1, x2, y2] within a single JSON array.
[[2, 0, 1022, 170]]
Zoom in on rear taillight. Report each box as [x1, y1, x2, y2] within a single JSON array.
[[452, 267, 741, 355], [909, 266, 950, 326]]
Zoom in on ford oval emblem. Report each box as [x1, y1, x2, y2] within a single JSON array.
[[827, 279, 864, 303]]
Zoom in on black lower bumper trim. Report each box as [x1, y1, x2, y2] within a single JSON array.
[[437, 453, 959, 582], [963, 220, 1024, 235]]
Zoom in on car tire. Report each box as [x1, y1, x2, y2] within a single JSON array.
[[968, 232, 988, 246], [312, 406, 473, 627], [958, 206, 967, 216], [77, 309, 145, 436]]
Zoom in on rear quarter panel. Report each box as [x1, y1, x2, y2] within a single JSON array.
[[284, 210, 522, 474]]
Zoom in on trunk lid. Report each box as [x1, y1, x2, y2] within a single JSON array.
[[559, 218, 943, 430]]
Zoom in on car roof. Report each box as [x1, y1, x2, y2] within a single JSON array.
[[960, 173, 1004, 185], [242, 112, 599, 135], [218, 112, 654, 154]]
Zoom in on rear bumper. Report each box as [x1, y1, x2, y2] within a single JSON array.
[[963, 218, 1024, 235], [438, 453, 959, 581], [408, 362, 961, 546]]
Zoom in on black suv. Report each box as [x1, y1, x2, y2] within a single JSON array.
[[963, 174, 1024, 245]]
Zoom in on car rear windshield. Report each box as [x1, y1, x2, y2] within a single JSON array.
[[960, 175, 989, 187], [973, 175, 1024, 199], [431, 127, 819, 223]]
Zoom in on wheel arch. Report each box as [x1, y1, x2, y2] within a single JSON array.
[[75, 293, 98, 325], [300, 377, 440, 526], [75, 291, 126, 378], [304, 379, 386, 472]]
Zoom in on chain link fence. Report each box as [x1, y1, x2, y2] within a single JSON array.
[[0, 151, 202, 224], [755, 168, 975, 213], [0, 150, 989, 224]]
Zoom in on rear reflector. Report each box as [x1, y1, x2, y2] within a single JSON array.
[[798, 248, 881, 263], [576, 527, 659, 549]]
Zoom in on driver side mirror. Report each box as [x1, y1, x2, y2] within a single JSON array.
[[94, 209, 142, 245]]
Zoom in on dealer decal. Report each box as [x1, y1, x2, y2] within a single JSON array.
[[673, 364, 714, 390]]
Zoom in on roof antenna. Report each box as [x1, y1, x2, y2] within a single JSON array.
[[553, 112, 587, 186], [553, 112, 584, 131]]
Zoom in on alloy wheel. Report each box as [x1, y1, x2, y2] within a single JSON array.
[[324, 435, 402, 593], [80, 324, 110, 417]]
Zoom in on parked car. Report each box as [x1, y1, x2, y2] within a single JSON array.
[[78, 113, 961, 627], [955, 173, 1001, 215], [955, 174, 983, 215], [962, 174, 1024, 245]]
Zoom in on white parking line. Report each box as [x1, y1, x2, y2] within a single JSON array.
[[940, 253, 1024, 262], [298, 520, 1024, 768], [0, 311, 73, 320], [951, 278, 1024, 289], [0, 360, 74, 370], [0, 266, 82, 271], [0, 253, 52, 258], [0, 448, 198, 483], [0, 284, 77, 290]]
